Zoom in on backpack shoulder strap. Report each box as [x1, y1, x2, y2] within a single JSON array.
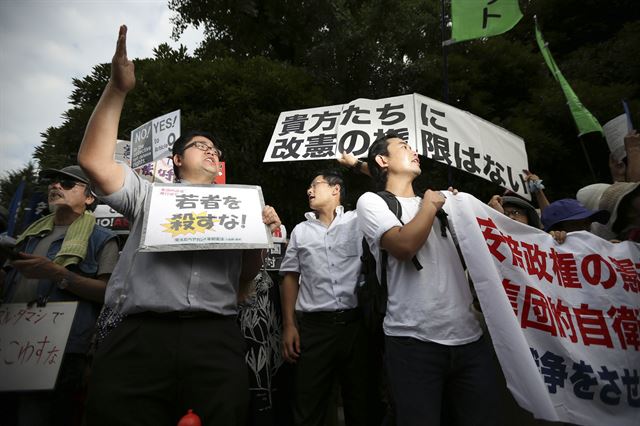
[[414, 190, 451, 238], [375, 190, 423, 271]]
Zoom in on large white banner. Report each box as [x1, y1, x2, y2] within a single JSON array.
[[264, 94, 530, 198], [139, 184, 273, 251], [0, 302, 78, 391], [447, 193, 640, 426], [414, 94, 530, 197]]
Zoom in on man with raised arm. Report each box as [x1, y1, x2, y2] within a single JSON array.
[[78, 26, 280, 426], [356, 133, 500, 426]]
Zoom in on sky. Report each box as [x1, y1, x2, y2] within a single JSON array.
[[0, 0, 204, 178]]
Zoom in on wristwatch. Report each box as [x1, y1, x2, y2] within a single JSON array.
[[354, 160, 364, 172], [57, 273, 72, 290]]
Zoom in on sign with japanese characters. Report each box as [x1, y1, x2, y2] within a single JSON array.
[[447, 193, 640, 426], [264, 94, 530, 198], [338, 95, 417, 157], [0, 302, 78, 391], [139, 184, 273, 251], [264, 225, 287, 271], [414, 94, 530, 198], [131, 109, 180, 168]]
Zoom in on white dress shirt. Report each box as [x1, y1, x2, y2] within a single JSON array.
[[280, 206, 362, 312]]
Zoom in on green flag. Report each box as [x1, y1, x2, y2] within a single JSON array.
[[449, 0, 523, 44], [535, 23, 603, 136]]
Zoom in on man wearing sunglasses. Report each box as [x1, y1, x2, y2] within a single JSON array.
[[78, 26, 281, 426], [0, 165, 118, 426]]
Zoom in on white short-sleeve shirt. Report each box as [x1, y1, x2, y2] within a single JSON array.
[[356, 192, 482, 345]]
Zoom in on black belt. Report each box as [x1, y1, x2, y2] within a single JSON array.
[[297, 308, 361, 325], [128, 311, 227, 320]]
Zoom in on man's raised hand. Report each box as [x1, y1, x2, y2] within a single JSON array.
[[110, 25, 136, 94]]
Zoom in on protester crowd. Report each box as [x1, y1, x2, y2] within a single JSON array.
[[0, 25, 638, 426]]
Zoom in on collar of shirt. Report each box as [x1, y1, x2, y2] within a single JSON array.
[[304, 205, 345, 224]]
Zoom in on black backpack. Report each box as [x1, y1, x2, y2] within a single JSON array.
[[357, 190, 450, 335]]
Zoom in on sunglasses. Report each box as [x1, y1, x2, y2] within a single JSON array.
[[42, 177, 86, 190]]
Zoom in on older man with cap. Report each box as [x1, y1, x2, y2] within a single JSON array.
[[0, 164, 119, 426], [488, 194, 542, 229]]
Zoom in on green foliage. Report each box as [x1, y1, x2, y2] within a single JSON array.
[[2, 0, 639, 228]]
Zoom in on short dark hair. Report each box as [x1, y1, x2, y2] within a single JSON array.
[[171, 130, 220, 180], [313, 170, 346, 203], [367, 132, 401, 191]]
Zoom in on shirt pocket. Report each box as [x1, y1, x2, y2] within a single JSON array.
[[334, 234, 360, 258]]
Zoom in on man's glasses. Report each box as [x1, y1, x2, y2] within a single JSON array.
[[184, 141, 223, 158], [42, 177, 86, 190]]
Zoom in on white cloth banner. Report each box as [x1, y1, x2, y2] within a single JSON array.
[[140, 184, 272, 251], [447, 193, 640, 426], [263, 93, 530, 198]]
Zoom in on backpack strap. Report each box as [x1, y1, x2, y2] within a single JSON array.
[[376, 191, 422, 271], [413, 190, 451, 238]]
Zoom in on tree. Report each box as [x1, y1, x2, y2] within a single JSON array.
[[3, 0, 639, 228]]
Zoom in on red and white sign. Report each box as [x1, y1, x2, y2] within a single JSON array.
[[448, 193, 640, 426]]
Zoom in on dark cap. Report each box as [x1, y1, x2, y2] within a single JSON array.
[[39, 165, 90, 184], [541, 198, 610, 232], [501, 195, 541, 229]]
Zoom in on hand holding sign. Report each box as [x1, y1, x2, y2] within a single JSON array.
[[110, 25, 135, 95], [262, 205, 281, 233]]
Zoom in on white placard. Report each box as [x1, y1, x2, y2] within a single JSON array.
[[263, 94, 530, 198], [153, 157, 176, 183], [603, 114, 628, 162], [131, 110, 180, 168], [0, 302, 78, 391], [447, 192, 640, 426], [140, 184, 273, 251]]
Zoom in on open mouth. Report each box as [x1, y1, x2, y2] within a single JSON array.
[[49, 191, 64, 201]]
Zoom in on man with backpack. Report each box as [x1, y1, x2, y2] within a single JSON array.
[[280, 170, 374, 426], [356, 133, 500, 426]]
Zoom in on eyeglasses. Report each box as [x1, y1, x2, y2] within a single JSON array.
[[43, 177, 86, 190], [307, 181, 329, 191], [184, 141, 223, 158], [504, 209, 525, 218]]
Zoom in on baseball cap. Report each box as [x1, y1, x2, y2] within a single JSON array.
[[39, 165, 90, 184], [541, 198, 610, 232]]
